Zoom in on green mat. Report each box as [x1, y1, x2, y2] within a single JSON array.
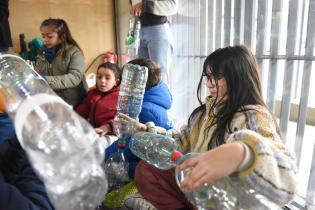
[[102, 181, 138, 209]]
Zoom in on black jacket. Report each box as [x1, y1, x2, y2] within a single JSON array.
[[0, 0, 12, 49], [0, 138, 54, 210]]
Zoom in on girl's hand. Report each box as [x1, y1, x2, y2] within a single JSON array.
[[178, 142, 245, 190], [95, 124, 111, 136], [130, 2, 142, 16], [113, 113, 147, 135]]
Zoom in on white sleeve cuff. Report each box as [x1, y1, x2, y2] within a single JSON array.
[[131, 0, 142, 6], [236, 142, 254, 172]]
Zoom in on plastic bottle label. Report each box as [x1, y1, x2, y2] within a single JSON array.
[[14, 93, 69, 148]]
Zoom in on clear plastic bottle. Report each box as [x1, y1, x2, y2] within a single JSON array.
[[130, 132, 281, 210], [126, 18, 135, 44], [115, 63, 148, 122], [130, 132, 179, 169], [104, 137, 130, 192], [104, 62, 148, 203], [133, 19, 141, 56], [108, 62, 148, 170], [125, 18, 135, 59], [125, 18, 141, 59], [0, 54, 108, 210]]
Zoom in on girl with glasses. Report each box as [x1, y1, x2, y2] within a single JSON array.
[[120, 45, 297, 210]]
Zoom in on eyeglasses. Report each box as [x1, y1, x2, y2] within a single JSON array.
[[202, 72, 216, 85]]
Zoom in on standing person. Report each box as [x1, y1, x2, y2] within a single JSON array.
[[75, 62, 121, 136], [35, 18, 87, 107], [0, 0, 12, 53], [130, 0, 177, 85], [118, 45, 298, 209]]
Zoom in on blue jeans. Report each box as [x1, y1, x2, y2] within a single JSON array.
[[139, 23, 174, 84]]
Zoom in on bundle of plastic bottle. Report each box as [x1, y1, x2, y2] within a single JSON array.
[[130, 132, 281, 210], [104, 138, 130, 192], [125, 17, 141, 59], [114, 63, 148, 134], [104, 63, 148, 206], [0, 54, 108, 210]]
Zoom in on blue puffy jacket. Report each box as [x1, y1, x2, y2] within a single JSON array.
[[105, 81, 173, 178], [139, 81, 173, 129], [0, 112, 16, 142]]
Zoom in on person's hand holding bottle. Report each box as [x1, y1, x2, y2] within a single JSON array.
[[113, 113, 147, 136], [178, 142, 246, 190], [95, 124, 111, 136]]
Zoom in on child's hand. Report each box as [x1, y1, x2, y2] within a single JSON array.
[[26, 60, 40, 73], [113, 113, 147, 136], [178, 142, 245, 191], [95, 124, 111, 136]]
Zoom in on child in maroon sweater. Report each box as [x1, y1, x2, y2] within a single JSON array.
[[75, 62, 122, 136]]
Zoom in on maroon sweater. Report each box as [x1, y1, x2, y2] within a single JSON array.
[[75, 85, 120, 134]]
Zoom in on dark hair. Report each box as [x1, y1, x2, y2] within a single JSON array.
[[189, 45, 279, 149], [128, 58, 161, 90], [40, 18, 82, 58], [97, 62, 122, 82]]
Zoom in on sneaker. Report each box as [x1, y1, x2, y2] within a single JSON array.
[[124, 193, 157, 210]]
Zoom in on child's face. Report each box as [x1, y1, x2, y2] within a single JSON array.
[[205, 67, 227, 99], [96, 67, 117, 93], [40, 26, 62, 49]]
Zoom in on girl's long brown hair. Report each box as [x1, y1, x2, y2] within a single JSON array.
[[189, 45, 279, 149], [40, 18, 82, 58]]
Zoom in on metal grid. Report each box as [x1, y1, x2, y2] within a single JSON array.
[[170, 0, 315, 208]]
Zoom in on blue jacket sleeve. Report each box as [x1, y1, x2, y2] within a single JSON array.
[[105, 140, 118, 161], [139, 109, 158, 125], [0, 113, 16, 143]]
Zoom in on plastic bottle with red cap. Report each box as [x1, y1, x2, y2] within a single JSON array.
[[104, 63, 148, 195], [104, 137, 130, 191], [130, 131, 281, 210], [130, 132, 179, 169]]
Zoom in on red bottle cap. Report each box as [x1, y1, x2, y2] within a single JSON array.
[[118, 142, 125, 149], [171, 151, 183, 162]]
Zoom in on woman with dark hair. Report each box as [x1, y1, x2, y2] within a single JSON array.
[[120, 45, 298, 210], [35, 18, 87, 107]]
